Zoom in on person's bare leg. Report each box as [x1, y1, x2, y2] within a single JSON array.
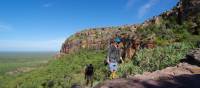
[[86, 78, 89, 86], [91, 77, 94, 87]]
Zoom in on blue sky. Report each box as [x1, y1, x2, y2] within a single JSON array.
[[0, 0, 178, 51]]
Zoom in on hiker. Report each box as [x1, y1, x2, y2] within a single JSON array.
[[85, 64, 94, 87], [107, 40, 123, 79]]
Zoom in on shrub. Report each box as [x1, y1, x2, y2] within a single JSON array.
[[116, 42, 195, 77], [132, 42, 195, 72]]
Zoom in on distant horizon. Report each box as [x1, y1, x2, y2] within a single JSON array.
[[0, 0, 179, 51], [0, 50, 58, 52]]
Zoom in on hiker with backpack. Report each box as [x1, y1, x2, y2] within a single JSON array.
[[85, 64, 94, 87], [107, 38, 123, 79]]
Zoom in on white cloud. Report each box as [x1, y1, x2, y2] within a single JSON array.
[[0, 38, 66, 51], [0, 24, 12, 32], [42, 3, 53, 8], [138, 0, 159, 19]]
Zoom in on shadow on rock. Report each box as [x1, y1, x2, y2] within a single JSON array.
[[95, 74, 200, 88]]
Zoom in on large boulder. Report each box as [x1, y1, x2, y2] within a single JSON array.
[[178, 0, 200, 21], [184, 48, 200, 66]]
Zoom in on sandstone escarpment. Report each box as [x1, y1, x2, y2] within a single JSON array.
[[60, 25, 143, 58]]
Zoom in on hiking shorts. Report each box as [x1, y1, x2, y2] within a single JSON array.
[[109, 62, 118, 72], [86, 75, 93, 81]]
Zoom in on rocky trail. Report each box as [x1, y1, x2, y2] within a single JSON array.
[[95, 63, 200, 88]]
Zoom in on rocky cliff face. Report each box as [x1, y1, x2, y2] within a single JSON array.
[[60, 25, 142, 59], [60, 0, 200, 58]]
